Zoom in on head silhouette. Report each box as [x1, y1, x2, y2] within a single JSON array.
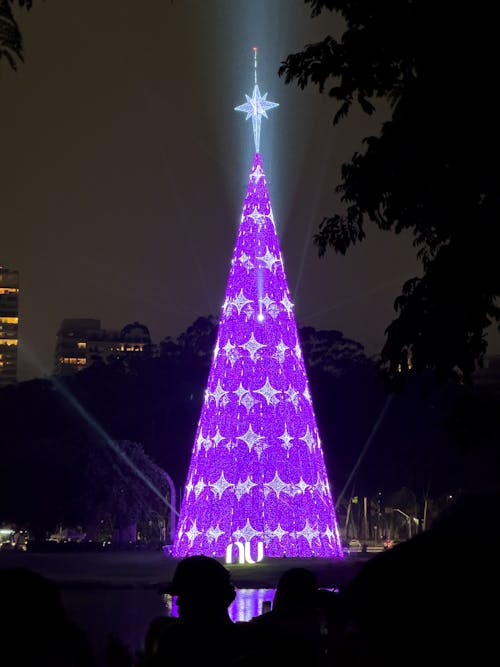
[[165, 556, 236, 621], [0, 567, 94, 666], [272, 567, 319, 612]]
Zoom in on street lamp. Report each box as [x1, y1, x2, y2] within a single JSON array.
[[385, 507, 413, 540], [161, 470, 177, 546]]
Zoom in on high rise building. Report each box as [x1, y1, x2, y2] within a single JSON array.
[[54, 319, 152, 375], [173, 59, 343, 560], [0, 267, 20, 388]]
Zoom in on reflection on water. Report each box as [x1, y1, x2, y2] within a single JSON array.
[[62, 584, 342, 666], [62, 587, 278, 666], [164, 588, 276, 622], [230, 588, 275, 622]]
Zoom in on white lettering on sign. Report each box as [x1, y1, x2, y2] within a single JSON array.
[[226, 541, 264, 564]]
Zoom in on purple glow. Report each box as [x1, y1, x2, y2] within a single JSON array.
[[165, 589, 276, 622], [173, 154, 343, 559]]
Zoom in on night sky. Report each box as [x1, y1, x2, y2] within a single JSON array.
[[4, 0, 485, 383]]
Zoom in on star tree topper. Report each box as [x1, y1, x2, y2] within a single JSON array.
[[235, 47, 279, 152]]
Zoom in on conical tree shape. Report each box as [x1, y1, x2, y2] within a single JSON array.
[[173, 154, 343, 559]]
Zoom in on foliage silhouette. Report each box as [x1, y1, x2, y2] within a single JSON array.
[[0, 0, 34, 69], [280, 0, 500, 384], [2, 315, 487, 536]]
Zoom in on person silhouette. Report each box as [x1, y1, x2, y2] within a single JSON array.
[[0, 567, 95, 667], [150, 555, 253, 667], [248, 567, 327, 666]]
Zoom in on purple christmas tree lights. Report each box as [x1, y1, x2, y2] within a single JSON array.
[[173, 152, 343, 559]]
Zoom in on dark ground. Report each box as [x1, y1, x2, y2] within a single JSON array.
[[0, 550, 372, 590]]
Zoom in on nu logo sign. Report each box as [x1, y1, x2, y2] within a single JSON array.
[[226, 541, 264, 564]]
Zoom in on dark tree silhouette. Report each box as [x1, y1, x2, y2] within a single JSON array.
[[0, 0, 33, 69], [3, 315, 481, 536], [280, 1, 500, 384]]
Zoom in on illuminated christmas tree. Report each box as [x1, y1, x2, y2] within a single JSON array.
[[173, 51, 343, 559]]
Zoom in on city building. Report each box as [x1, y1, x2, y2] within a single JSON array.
[[54, 319, 153, 376], [0, 266, 20, 387]]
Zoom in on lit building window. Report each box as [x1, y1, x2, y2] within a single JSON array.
[[60, 357, 87, 365], [77, 342, 87, 349], [0, 339, 18, 346], [0, 288, 19, 294], [0, 317, 19, 324]]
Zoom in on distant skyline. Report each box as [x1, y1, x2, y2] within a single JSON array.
[[2, 0, 498, 382]]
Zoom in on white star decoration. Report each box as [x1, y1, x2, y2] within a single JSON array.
[[295, 477, 311, 495], [315, 474, 330, 497], [241, 392, 257, 412], [194, 478, 206, 499], [185, 520, 203, 547], [257, 247, 280, 272], [253, 440, 269, 460], [300, 425, 316, 452], [223, 340, 240, 367], [235, 84, 279, 152], [322, 525, 336, 543], [268, 302, 280, 319], [196, 432, 211, 452], [264, 472, 290, 498], [260, 294, 275, 313], [240, 332, 266, 361], [224, 439, 237, 453], [251, 164, 264, 183], [223, 339, 235, 355], [209, 472, 234, 500], [254, 377, 281, 406], [243, 303, 254, 321], [234, 382, 249, 402], [238, 252, 254, 272], [206, 525, 225, 543], [234, 382, 257, 413], [248, 206, 268, 231], [295, 518, 320, 548], [278, 425, 294, 452], [209, 380, 229, 407], [237, 424, 263, 449], [274, 339, 289, 364], [281, 293, 294, 315], [237, 425, 269, 458], [266, 524, 287, 542], [212, 428, 225, 448], [233, 518, 260, 543], [285, 384, 300, 410], [231, 289, 253, 315], [185, 477, 194, 497], [202, 437, 213, 453], [234, 476, 258, 500]]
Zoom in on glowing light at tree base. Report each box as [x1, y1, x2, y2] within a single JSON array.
[[173, 153, 343, 559]]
